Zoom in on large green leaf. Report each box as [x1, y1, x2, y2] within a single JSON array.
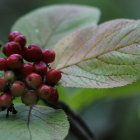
[[12, 5, 100, 48], [0, 104, 69, 140], [53, 19, 140, 88]]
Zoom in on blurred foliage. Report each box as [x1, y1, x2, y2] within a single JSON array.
[[1, 0, 140, 41], [80, 96, 140, 140], [1, 0, 140, 140], [58, 81, 140, 110]]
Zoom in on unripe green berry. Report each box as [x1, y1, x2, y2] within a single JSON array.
[[4, 71, 15, 83], [22, 90, 38, 105]]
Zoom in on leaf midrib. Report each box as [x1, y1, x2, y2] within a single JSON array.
[[27, 106, 33, 140], [58, 40, 140, 71], [42, 12, 71, 48], [56, 22, 139, 70]]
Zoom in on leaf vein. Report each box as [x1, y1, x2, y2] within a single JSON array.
[[97, 56, 140, 66]]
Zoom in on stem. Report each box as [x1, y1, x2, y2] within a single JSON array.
[[69, 116, 95, 140], [27, 105, 33, 140], [44, 101, 96, 140]]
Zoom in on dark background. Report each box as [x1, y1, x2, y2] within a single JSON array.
[[1, 0, 140, 140]]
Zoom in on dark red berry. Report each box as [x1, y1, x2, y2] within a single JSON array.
[[10, 81, 25, 97], [6, 54, 23, 69], [3, 42, 22, 57], [34, 61, 47, 76], [0, 93, 12, 107], [47, 88, 58, 103], [0, 79, 6, 92], [43, 49, 55, 63], [14, 34, 26, 47], [37, 84, 52, 100], [8, 31, 21, 42], [20, 63, 34, 77], [4, 71, 15, 83], [0, 58, 7, 70], [23, 45, 43, 62], [22, 90, 38, 105], [46, 69, 62, 84], [26, 73, 42, 88]]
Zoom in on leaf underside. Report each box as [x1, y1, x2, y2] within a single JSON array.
[[53, 19, 140, 88], [0, 104, 69, 140], [12, 5, 100, 49], [11, 4, 140, 88]]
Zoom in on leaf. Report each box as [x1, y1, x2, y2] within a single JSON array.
[[0, 104, 69, 140], [11, 4, 100, 48], [53, 19, 140, 88]]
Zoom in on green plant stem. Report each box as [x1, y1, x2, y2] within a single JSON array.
[[44, 100, 96, 140]]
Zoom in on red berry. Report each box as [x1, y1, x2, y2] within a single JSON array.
[[46, 69, 62, 84], [10, 81, 25, 97], [23, 45, 43, 62], [7, 54, 23, 69], [4, 71, 15, 83], [14, 34, 26, 47], [22, 90, 38, 105], [0, 58, 7, 70], [0, 79, 6, 92], [8, 31, 21, 42], [3, 42, 22, 57], [47, 88, 58, 103], [37, 84, 52, 100], [26, 73, 42, 88], [20, 63, 34, 77], [0, 93, 12, 107], [34, 61, 47, 76], [43, 49, 55, 63]]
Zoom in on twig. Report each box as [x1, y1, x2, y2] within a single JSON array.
[[44, 100, 96, 140]]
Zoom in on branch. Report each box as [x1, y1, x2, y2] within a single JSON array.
[[44, 100, 96, 140]]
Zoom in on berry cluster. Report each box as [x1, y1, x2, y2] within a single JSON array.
[[0, 31, 62, 112]]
